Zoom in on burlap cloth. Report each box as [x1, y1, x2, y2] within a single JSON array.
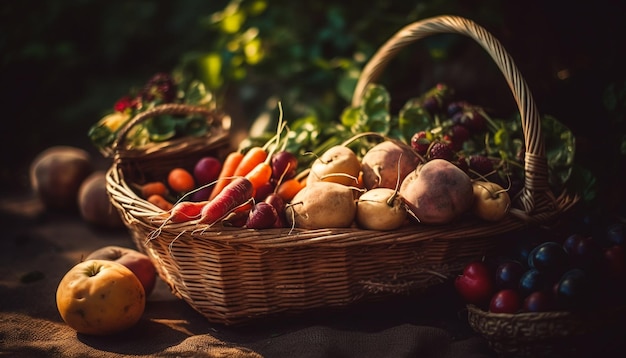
[[0, 195, 500, 358]]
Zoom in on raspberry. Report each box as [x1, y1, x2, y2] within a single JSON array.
[[469, 155, 494, 176], [455, 155, 470, 173], [410, 131, 431, 156], [451, 108, 488, 133], [428, 141, 455, 161], [448, 124, 471, 151]]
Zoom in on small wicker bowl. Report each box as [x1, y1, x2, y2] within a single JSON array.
[[466, 304, 626, 357]]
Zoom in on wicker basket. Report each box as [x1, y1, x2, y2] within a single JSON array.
[[466, 304, 626, 357], [106, 15, 578, 325]]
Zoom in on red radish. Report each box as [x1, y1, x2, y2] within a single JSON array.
[[254, 182, 275, 202], [264, 192, 287, 228], [245, 202, 278, 229], [198, 177, 254, 226], [193, 156, 222, 185], [271, 151, 298, 182]]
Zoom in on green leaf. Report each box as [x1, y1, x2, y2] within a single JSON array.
[[542, 115, 575, 187], [87, 124, 115, 150], [179, 116, 208, 137], [340, 106, 361, 127], [362, 84, 390, 115], [398, 105, 433, 142], [146, 116, 177, 142]]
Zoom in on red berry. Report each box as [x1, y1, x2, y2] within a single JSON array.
[[447, 124, 470, 151], [468, 155, 494, 176], [455, 261, 495, 306], [428, 141, 454, 161], [489, 289, 521, 313], [523, 291, 556, 312], [410, 131, 431, 156]]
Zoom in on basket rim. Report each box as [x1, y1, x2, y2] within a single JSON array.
[[101, 103, 231, 159]]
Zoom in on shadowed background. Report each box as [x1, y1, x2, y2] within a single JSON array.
[[1, 0, 625, 216]]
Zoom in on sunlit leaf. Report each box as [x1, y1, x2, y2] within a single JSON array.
[[198, 52, 224, 90], [340, 107, 360, 127], [220, 5, 246, 34]]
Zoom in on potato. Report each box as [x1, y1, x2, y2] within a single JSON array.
[[361, 140, 421, 190], [78, 171, 125, 229], [306, 145, 361, 187], [356, 188, 407, 231], [399, 159, 474, 224], [286, 181, 357, 229], [30, 146, 94, 211]]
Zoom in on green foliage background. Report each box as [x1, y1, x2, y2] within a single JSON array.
[[1, 0, 625, 217]]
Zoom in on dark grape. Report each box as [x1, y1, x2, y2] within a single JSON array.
[[606, 222, 625, 246], [495, 260, 525, 290], [518, 268, 553, 297], [447, 101, 469, 117], [562, 234, 602, 271], [555, 269, 593, 311], [528, 241, 569, 274]]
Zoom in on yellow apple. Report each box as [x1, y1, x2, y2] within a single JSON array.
[[472, 180, 511, 222], [56, 259, 145, 335]]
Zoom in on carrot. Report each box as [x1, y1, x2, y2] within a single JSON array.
[[245, 159, 273, 193], [276, 178, 305, 202], [168, 168, 196, 193], [208, 151, 244, 201], [167, 200, 208, 223], [198, 177, 254, 225], [147, 194, 174, 211], [241, 101, 289, 193], [233, 146, 268, 177], [140, 181, 169, 199]]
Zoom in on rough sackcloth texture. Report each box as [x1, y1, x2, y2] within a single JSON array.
[[1, 196, 496, 358]]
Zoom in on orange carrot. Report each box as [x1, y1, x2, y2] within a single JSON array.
[[140, 181, 169, 199], [245, 159, 273, 193], [209, 151, 244, 200], [239, 102, 290, 193], [147, 194, 173, 211], [276, 178, 305, 202], [233, 146, 268, 177]]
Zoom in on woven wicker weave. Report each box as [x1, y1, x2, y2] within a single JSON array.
[[466, 304, 626, 357], [106, 15, 578, 325]]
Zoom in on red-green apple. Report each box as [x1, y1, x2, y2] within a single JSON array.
[[85, 246, 157, 296]]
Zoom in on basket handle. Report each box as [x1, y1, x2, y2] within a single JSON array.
[[110, 103, 226, 155], [353, 15, 552, 218]]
